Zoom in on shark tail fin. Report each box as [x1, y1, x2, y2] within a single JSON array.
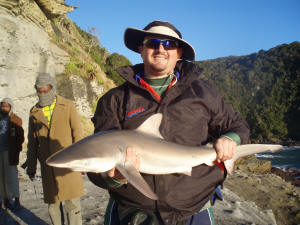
[[224, 159, 235, 175], [224, 144, 283, 175]]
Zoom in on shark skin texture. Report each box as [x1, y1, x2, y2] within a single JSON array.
[[47, 113, 283, 200]]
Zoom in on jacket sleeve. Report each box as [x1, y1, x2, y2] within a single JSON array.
[[16, 118, 24, 151], [8, 115, 24, 165], [201, 80, 250, 144], [88, 89, 125, 189], [26, 115, 38, 175], [69, 102, 83, 143], [91, 87, 124, 133], [11, 115, 24, 151]]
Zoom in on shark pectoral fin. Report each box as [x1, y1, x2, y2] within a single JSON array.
[[116, 162, 158, 200]]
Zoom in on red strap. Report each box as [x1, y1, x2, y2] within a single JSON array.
[[138, 76, 177, 102], [213, 160, 225, 174], [139, 78, 162, 102], [167, 77, 177, 91]]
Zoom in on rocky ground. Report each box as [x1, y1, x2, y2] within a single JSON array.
[[0, 153, 299, 225], [223, 156, 300, 225], [223, 170, 300, 225]]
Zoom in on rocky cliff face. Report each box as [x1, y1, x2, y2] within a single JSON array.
[[0, 0, 105, 138]]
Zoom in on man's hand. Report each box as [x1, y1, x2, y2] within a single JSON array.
[[107, 147, 140, 180], [214, 137, 237, 163]]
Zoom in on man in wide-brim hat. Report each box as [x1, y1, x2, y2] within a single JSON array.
[[88, 20, 249, 225], [124, 20, 195, 61]]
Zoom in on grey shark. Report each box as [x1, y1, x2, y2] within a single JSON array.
[[46, 113, 283, 200]]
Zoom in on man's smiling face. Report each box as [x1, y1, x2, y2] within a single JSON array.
[[139, 35, 183, 78]]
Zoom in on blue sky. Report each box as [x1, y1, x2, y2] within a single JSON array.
[[65, 0, 300, 65]]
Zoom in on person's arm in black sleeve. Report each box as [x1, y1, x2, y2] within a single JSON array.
[[91, 87, 125, 133], [202, 80, 250, 145], [88, 88, 126, 189]]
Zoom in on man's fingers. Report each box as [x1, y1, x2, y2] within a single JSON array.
[[126, 146, 135, 161], [230, 143, 236, 159], [215, 137, 237, 162], [108, 147, 140, 179], [126, 147, 140, 170], [215, 141, 223, 162], [222, 140, 230, 161], [107, 167, 116, 178]]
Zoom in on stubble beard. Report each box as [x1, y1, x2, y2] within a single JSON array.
[[148, 54, 171, 76]]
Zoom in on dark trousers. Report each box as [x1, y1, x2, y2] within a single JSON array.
[[104, 199, 214, 225]]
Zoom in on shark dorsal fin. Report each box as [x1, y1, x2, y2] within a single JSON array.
[[135, 113, 164, 139]]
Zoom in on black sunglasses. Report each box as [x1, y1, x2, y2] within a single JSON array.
[[143, 38, 179, 50]]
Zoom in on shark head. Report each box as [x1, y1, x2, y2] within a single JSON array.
[[46, 155, 116, 173], [46, 134, 121, 173]]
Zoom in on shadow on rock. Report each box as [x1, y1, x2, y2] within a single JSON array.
[[0, 209, 19, 225], [0, 206, 48, 225]]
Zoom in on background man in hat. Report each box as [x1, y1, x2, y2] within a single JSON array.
[[0, 97, 24, 210], [88, 20, 250, 225], [26, 73, 84, 225]]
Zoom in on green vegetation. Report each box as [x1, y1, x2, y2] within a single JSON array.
[[196, 41, 300, 144], [64, 60, 78, 74], [105, 53, 132, 86], [71, 22, 132, 86], [50, 18, 115, 86], [50, 16, 131, 117], [51, 16, 299, 144]]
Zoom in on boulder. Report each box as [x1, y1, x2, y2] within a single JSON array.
[[235, 155, 272, 174]]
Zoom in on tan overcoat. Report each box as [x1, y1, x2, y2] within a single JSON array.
[[26, 95, 84, 203]]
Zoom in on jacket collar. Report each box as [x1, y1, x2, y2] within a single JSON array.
[[117, 60, 202, 88], [116, 60, 202, 103]]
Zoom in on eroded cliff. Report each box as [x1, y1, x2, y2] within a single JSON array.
[[0, 0, 111, 137]]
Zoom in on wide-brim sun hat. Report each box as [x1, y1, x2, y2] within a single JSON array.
[[124, 20, 196, 61]]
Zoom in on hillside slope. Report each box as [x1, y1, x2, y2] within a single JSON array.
[[196, 42, 300, 143], [0, 0, 129, 137]]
